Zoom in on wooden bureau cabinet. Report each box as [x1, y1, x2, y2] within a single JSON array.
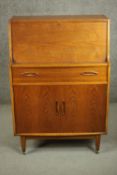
[[9, 15, 110, 153]]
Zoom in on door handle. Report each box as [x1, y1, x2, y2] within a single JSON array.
[[55, 101, 60, 116], [61, 101, 65, 116], [55, 101, 65, 116]]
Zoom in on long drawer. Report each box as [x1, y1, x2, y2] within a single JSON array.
[[12, 66, 108, 84]]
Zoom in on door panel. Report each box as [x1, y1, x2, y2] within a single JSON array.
[[13, 86, 61, 133], [59, 84, 107, 132], [13, 84, 107, 134]]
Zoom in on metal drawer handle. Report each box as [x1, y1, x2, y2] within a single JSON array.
[[80, 71, 98, 76], [21, 72, 39, 77]]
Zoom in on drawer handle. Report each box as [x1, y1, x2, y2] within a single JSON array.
[[80, 71, 98, 76], [21, 72, 39, 77]]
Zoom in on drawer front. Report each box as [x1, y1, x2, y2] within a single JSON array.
[[12, 66, 107, 84]]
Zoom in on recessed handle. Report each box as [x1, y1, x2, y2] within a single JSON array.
[[21, 72, 40, 77], [80, 71, 98, 76]]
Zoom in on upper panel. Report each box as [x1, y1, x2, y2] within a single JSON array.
[[10, 15, 109, 64]]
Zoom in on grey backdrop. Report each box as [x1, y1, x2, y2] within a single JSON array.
[[0, 0, 116, 103]]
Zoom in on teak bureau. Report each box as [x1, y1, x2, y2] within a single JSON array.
[[9, 15, 110, 153]]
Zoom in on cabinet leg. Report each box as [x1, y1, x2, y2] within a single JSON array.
[[20, 136, 26, 154], [95, 135, 101, 153]]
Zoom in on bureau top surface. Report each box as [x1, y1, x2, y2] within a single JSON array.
[[9, 15, 109, 64], [10, 15, 108, 22]]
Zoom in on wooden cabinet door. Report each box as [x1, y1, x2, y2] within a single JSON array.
[[58, 84, 107, 133], [13, 85, 61, 133], [13, 84, 107, 134]]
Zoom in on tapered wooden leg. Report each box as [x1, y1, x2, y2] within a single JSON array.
[[20, 136, 26, 154], [95, 135, 101, 153]]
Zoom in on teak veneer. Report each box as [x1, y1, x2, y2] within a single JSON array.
[[9, 15, 110, 153]]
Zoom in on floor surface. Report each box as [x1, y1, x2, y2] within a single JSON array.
[[0, 103, 117, 175]]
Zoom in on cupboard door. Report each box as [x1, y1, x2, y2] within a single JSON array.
[[13, 84, 107, 134], [13, 85, 61, 133], [58, 84, 107, 133]]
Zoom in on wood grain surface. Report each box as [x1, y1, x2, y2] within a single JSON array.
[[11, 17, 108, 64], [12, 66, 107, 84], [9, 15, 110, 153], [13, 84, 107, 134]]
